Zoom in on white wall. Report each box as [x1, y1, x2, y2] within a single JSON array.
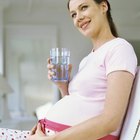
[[3, 2, 140, 117], [4, 5, 92, 74], [0, 7, 4, 74], [3, 4, 92, 117], [0, 7, 4, 121]]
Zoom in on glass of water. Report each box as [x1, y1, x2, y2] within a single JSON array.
[[50, 48, 70, 82]]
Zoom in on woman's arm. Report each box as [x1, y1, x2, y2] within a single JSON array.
[[51, 71, 134, 140], [29, 70, 134, 140]]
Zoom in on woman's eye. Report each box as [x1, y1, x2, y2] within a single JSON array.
[[81, 5, 88, 11], [71, 13, 76, 18]]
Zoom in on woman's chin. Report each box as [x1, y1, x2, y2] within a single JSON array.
[[80, 29, 93, 38]]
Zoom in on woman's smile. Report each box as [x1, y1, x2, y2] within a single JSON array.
[[79, 20, 91, 30]]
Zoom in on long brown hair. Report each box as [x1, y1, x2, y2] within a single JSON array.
[[67, 0, 118, 37]]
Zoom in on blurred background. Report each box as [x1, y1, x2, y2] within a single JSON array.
[[0, 0, 140, 130]]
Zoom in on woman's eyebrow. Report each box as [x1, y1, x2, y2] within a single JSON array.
[[70, 3, 87, 13]]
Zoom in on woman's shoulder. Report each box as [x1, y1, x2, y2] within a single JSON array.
[[116, 37, 132, 45], [107, 37, 135, 54]]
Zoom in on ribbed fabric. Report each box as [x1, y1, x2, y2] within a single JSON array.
[[39, 119, 70, 133], [39, 119, 119, 140], [98, 135, 119, 140]]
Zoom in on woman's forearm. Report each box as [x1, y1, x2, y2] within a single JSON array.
[[53, 113, 117, 140]]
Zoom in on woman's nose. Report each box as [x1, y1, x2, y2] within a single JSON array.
[[76, 12, 84, 21]]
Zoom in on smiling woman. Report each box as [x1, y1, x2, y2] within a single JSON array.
[[0, 0, 138, 140], [28, 0, 137, 140], [67, 0, 118, 39]]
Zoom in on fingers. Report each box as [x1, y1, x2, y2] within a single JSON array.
[[28, 123, 46, 139], [47, 58, 72, 81], [47, 58, 51, 64], [48, 70, 55, 80], [37, 123, 42, 131], [36, 123, 46, 136], [30, 124, 37, 135], [47, 58, 55, 80], [47, 58, 54, 70], [68, 64, 72, 73]]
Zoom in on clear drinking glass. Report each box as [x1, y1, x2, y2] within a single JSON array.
[[50, 48, 70, 82]]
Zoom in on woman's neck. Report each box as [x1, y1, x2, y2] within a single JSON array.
[[91, 21, 116, 51], [91, 33, 116, 52]]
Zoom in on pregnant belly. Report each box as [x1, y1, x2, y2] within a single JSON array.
[[46, 94, 104, 126]]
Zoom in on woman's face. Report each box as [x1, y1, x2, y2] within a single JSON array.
[[69, 0, 107, 38]]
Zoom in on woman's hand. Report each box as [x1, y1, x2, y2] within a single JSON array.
[[47, 58, 72, 83], [30, 124, 37, 135], [47, 58, 72, 97], [28, 123, 46, 140]]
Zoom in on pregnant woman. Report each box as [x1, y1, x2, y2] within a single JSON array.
[[0, 0, 137, 140]]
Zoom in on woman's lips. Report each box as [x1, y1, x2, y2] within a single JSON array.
[[79, 21, 90, 30]]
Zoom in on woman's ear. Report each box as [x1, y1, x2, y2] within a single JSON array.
[[100, 1, 108, 13]]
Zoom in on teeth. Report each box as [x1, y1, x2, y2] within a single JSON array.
[[81, 22, 88, 29]]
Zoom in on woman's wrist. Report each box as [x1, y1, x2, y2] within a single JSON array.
[[58, 82, 69, 97]]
